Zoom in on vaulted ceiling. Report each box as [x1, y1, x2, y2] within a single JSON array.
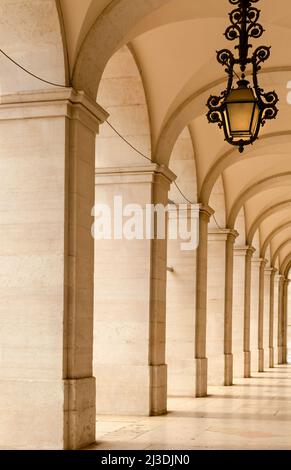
[[3, 0, 291, 273], [58, 0, 291, 273]]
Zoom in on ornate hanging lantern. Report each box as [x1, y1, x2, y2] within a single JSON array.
[[207, 0, 279, 153]]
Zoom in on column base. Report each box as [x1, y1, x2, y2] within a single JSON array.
[[224, 354, 233, 386], [278, 346, 284, 364], [244, 351, 251, 378], [195, 358, 208, 397], [150, 365, 167, 416], [64, 377, 96, 450], [269, 347, 274, 368], [282, 347, 288, 365], [258, 349, 264, 372]]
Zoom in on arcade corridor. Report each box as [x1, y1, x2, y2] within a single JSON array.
[[91, 366, 291, 451], [1, 0, 291, 451]]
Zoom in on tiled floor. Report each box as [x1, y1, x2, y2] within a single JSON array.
[[89, 365, 291, 450]]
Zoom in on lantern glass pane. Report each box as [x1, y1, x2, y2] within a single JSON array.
[[226, 102, 254, 136], [251, 103, 260, 135]]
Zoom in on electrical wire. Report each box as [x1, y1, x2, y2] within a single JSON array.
[[105, 121, 152, 163], [0, 49, 69, 88], [173, 181, 193, 205], [212, 213, 223, 230], [106, 121, 223, 230], [174, 180, 222, 230], [0, 47, 223, 230], [105, 120, 196, 205], [104, 123, 224, 227]]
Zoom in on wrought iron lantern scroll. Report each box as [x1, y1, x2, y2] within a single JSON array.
[[207, 0, 279, 153]]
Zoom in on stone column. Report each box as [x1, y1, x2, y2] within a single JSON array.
[[288, 283, 291, 363], [94, 164, 175, 416], [243, 247, 256, 377], [278, 275, 284, 364], [224, 230, 239, 386], [166, 204, 199, 397], [206, 228, 237, 387], [273, 273, 280, 364], [195, 206, 214, 397], [0, 89, 108, 449], [282, 279, 289, 364], [258, 259, 267, 372], [263, 267, 272, 370], [232, 246, 254, 379], [269, 268, 277, 368], [250, 258, 262, 373]]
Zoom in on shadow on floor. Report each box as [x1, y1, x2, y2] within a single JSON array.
[[165, 410, 291, 422]]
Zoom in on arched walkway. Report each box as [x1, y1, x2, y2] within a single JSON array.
[[91, 365, 291, 450], [1, 0, 291, 450]]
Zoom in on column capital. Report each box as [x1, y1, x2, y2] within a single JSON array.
[[252, 257, 267, 267], [234, 245, 256, 257], [95, 163, 176, 186], [264, 266, 274, 276], [208, 228, 238, 242], [278, 274, 285, 285], [269, 267, 278, 278], [199, 205, 215, 222], [0, 88, 109, 132], [265, 266, 278, 276], [247, 246, 256, 257], [228, 229, 239, 243]]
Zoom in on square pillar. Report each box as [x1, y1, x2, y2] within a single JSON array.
[[273, 273, 280, 364], [258, 259, 267, 372], [268, 268, 277, 368], [0, 89, 107, 449], [94, 164, 175, 416], [207, 229, 237, 386], [278, 275, 284, 364], [242, 247, 256, 378], [282, 279, 289, 364], [224, 230, 239, 386], [166, 204, 199, 397], [250, 258, 262, 373], [288, 282, 291, 363], [233, 246, 254, 378], [195, 206, 214, 397]]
